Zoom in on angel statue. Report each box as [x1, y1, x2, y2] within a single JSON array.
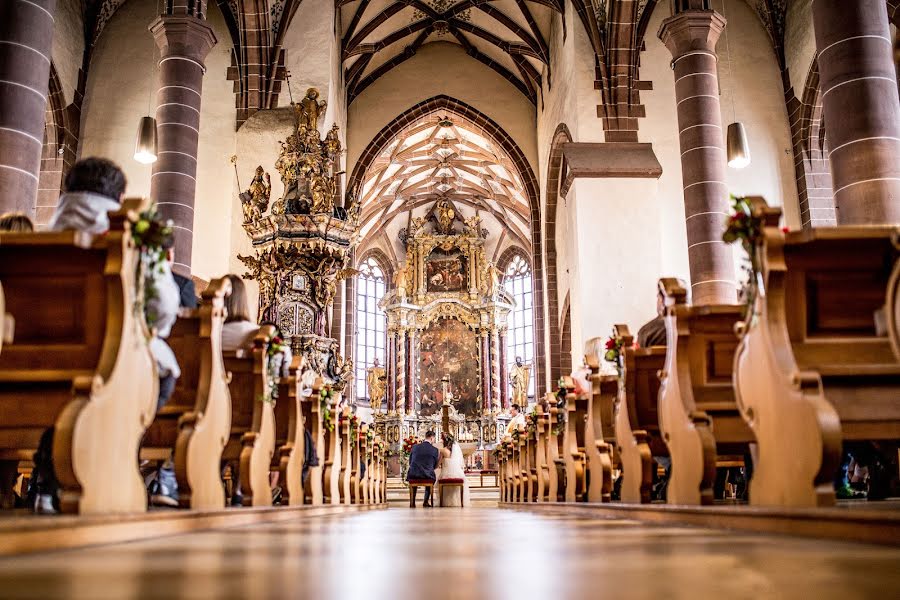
[[240, 166, 271, 225], [435, 199, 455, 234], [299, 88, 327, 133], [367, 358, 387, 413], [394, 260, 409, 299]]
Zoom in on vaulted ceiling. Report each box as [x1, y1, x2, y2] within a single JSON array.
[[357, 111, 533, 258], [339, 0, 562, 105]]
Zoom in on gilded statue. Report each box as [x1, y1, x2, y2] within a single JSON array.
[[435, 199, 455, 234], [299, 88, 327, 133], [324, 123, 342, 157], [366, 358, 387, 413], [509, 356, 531, 407], [394, 260, 409, 298], [486, 262, 502, 299], [240, 166, 271, 226]]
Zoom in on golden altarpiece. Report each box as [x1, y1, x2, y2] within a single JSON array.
[[371, 201, 513, 453], [237, 89, 359, 389]]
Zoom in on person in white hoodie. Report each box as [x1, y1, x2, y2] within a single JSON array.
[[32, 158, 182, 510]]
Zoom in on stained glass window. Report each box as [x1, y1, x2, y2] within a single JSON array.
[[504, 254, 535, 400], [355, 257, 386, 403]]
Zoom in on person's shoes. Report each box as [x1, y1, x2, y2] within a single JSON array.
[[231, 492, 244, 507], [867, 460, 890, 501], [836, 483, 866, 500], [271, 486, 283, 505], [149, 467, 179, 508], [34, 494, 57, 514]]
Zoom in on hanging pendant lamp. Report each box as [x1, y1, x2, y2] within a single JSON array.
[[726, 122, 751, 169], [133, 116, 158, 164]]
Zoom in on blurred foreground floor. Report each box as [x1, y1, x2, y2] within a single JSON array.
[[0, 506, 899, 600]]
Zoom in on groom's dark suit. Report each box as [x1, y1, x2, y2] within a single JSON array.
[[407, 440, 439, 506]]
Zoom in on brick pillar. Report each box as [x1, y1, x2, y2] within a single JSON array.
[[149, 15, 216, 274], [813, 0, 900, 224], [659, 10, 737, 305], [0, 0, 56, 217]]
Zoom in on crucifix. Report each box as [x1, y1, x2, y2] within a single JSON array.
[[441, 374, 451, 434]]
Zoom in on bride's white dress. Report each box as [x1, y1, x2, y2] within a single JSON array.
[[436, 443, 471, 507]]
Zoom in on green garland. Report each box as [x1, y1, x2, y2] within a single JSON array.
[[129, 207, 173, 325], [722, 195, 767, 321], [320, 386, 335, 431]]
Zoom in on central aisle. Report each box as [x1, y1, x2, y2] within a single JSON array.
[[1, 507, 898, 599]]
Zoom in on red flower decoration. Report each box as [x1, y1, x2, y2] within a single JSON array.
[[605, 338, 616, 350], [781, 227, 790, 234]]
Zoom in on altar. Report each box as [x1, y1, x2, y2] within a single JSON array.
[[370, 200, 514, 456]]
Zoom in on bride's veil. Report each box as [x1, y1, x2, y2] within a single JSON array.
[[448, 442, 471, 506]]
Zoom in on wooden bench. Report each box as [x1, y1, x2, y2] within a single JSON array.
[[301, 379, 325, 505], [222, 325, 276, 507], [479, 469, 498, 488], [613, 324, 668, 504], [562, 386, 588, 503], [141, 278, 232, 509], [583, 343, 617, 503], [497, 443, 508, 502], [546, 398, 565, 502], [734, 198, 900, 507], [274, 357, 314, 506], [0, 201, 157, 514], [657, 278, 753, 505], [0, 281, 13, 354], [372, 436, 385, 504], [322, 395, 340, 505], [888, 229, 900, 361]]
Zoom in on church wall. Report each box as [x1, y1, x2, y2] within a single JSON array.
[[345, 41, 539, 179], [52, 0, 85, 106], [79, 1, 237, 281], [784, 0, 816, 97]]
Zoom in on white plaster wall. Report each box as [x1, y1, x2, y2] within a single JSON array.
[[346, 41, 538, 178], [52, 0, 85, 106], [79, 1, 237, 280]]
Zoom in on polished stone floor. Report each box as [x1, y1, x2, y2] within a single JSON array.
[[1, 507, 899, 599]]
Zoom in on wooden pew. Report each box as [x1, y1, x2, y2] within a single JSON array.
[[889, 229, 900, 361], [546, 397, 565, 502], [533, 404, 548, 503], [273, 357, 314, 506], [302, 379, 325, 505], [322, 395, 342, 505], [222, 325, 276, 507], [613, 324, 668, 504], [372, 436, 385, 504], [657, 278, 753, 505], [562, 386, 588, 503], [496, 442, 506, 502], [584, 346, 616, 503], [504, 439, 515, 502], [519, 425, 531, 502], [0, 202, 157, 514], [141, 278, 232, 509], [734, 199, 900, 507], [0, 281, 14, 354], [359, 426, 372, 505]]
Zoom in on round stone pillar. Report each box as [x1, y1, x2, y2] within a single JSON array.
[[149, 15, 216, 274], [813, 0, 900, 224], [659, 10, 737, 305], [0, 0, 56, 217]]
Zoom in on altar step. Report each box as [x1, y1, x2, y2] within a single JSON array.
[[386, 475, 500, 507]]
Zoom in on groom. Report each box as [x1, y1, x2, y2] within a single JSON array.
[[407, 431, 440, 507]]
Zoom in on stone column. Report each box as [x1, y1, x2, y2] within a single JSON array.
[[499, 330, 509, 409], [396, 330, 406, 415], [149, 15, 216, 274], [481, 332, 492, 413], [491, 329, 501, 412], [406, 330, 416, 414], [659, 10, 737, 305], [0, 0, 56, 216], [813, 0, 900, 224]]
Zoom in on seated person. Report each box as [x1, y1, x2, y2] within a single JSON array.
[[407, 430, 441, 507], [0, 213, 34, 232], [32, 157, 181, 511], [636, 289, 666, 348]]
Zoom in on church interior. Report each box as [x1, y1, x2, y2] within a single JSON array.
[[1, 0, 900, 597]]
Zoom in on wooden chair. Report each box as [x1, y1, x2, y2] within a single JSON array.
[[141, 278, 232, 509], [584, 345, 616, 503], [0, 201, 157, 514], [438, 478, 465, 507], [222, 325, 276, 507], [562, 388, 588, 503], [614, 324, 668, 504], [657, 278, 754, 505], [734, 199, 900, 507]]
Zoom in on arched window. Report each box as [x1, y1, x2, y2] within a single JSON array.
[[355, 257, 387, 403], [504, 254, 535, 400]]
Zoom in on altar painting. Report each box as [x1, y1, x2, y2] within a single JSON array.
[[417, 318, 481, 417], [425, 247, 468, 293]]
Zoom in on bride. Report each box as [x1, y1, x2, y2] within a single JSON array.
[[436, 433, 471, 507]]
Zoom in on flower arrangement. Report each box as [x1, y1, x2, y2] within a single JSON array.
[[339, 408, 360, 440], [401, 435, 419, 456], [491, 439, 512, 459], [722, 195, 770, 320], [259, 334, 290, 404], [603, 336, 624, 364], [129, 207, 174, 324], [319, 385, 335, 431]]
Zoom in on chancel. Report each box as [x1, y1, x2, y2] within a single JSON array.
[[0, 0, 899, 597]]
